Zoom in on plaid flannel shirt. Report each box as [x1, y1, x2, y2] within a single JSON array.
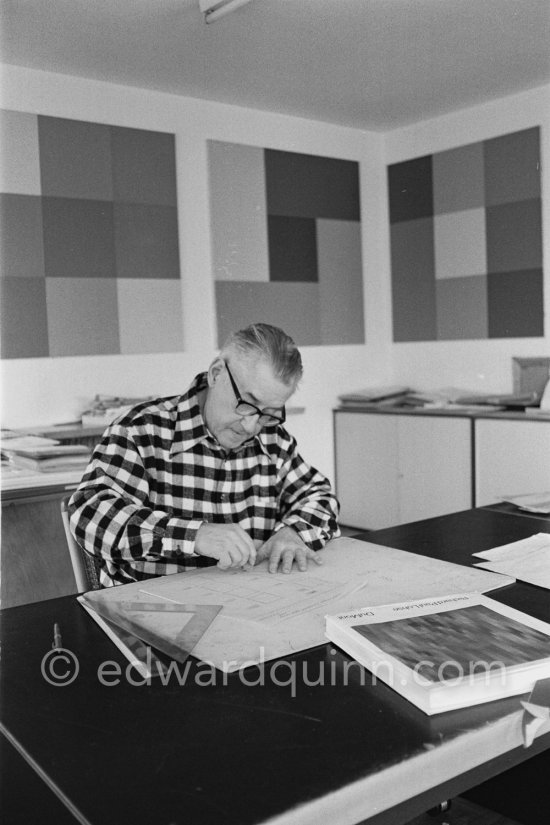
[[69, 372, 340, 586]]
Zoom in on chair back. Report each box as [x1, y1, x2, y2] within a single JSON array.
[[60, 496, 102, 591]]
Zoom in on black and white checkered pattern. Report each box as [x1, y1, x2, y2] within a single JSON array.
[[69, 373, 340, 586]]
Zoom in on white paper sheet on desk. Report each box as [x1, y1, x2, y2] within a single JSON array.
[[88, 537, 513, 672], [501, 492, 550, 514], [473, 533, 550, 589]]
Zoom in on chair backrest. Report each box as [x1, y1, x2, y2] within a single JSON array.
[[60, 496, 102, 591]]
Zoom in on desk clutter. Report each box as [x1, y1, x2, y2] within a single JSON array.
[[81, 394, 152, 427], [339, 357, 550, 414], [337, 385, 544, 412]]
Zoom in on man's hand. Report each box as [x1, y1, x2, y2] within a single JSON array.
[[194, 523, 257, 569], [255, 526, 322, 574]]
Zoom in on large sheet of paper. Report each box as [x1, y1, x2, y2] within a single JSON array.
[[82, 537, 513, 672], [473, 532, 550, 589]]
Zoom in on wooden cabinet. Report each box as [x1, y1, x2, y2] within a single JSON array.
[[1, 423, 103, 609], [1, 488, 79, 609], [475, 418, 550, 506], [334, 410, 472, 530]]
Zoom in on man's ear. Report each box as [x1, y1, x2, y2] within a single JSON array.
[[207, 357, 225, 387]]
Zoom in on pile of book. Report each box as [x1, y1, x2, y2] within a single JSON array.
[[338, 386, 412, 407], [336, 385, 534, 411], [2, 435, 91, 473], [337, 386, 455, 409]]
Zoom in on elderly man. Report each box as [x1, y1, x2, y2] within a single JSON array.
[[69, 323, 340, 586]]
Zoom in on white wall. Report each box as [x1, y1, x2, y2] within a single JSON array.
[[1, 67, 548, 481], [384, 85, 550, 395], [0, 64, 391, 483]]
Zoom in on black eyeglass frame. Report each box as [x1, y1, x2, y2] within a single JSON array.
[[224, 361, 286, 426]]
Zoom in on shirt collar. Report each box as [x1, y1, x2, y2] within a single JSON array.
[[170, 372, 271, 459]]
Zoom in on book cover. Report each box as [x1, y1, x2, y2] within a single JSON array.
[[326, 593, 550, 715]]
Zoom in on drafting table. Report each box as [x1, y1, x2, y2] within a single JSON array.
[[1, 506, 550, 825]]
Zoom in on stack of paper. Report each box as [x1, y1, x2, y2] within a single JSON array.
[[473, 533, 550, 589], [3, 441, 91, 473]]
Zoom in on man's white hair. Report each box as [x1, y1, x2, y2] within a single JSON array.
[[221, 323, 303, 386]]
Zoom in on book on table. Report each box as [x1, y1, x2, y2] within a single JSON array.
[[325, 593, 550, 715]]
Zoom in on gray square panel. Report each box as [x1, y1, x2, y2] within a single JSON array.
[[265, 150, 360, 221], [38, 116, 113, 200], [268, 215, 318, 282], [436, 275, 488, 340], [486, 199, 542, 274], [0, 110, 41, 196], [117, 278, 183, 354], [488, 269, 544, 338], [390, 217, 437, 341], [434, 208, 486, 279], [208, 141, 269, 282], [111, 127, 177, 206], [0, 277, 49, 358], [432, 142, 485, 215], [484, 127, 541, 207], [215, 281, 321, 347], [316, 219, 365, 344], [0, 194, 45, 278], [42, 197, 116, 278], [46, 277, 120, 356], [114, 203, 180, 279], [388, 155, 433, 223]]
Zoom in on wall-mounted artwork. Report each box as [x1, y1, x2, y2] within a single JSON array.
[[388, 127, 543, 342], [0, 110, 182, 358], [208, 141, 365, 347]]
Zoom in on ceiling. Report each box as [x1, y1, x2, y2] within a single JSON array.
[[1, 0, 549, 131]]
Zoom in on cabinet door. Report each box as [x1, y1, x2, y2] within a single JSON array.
[[1, 492, 77, 608], [334, 412, 399, 530], [475, 419, 550, 506], [397, 416, 472, 523]]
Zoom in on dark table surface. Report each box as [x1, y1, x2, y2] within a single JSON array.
[[2, 506, 550, 825]]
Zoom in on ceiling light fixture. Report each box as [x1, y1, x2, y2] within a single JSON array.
[[199, 0, 255, 24]]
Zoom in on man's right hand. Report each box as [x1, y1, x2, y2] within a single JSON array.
[[194, 523, 257, 569]]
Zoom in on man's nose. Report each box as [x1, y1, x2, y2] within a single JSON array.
[[240, 413, 261, 433]]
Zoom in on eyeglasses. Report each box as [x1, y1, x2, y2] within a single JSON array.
[[224, 361, 286, 426]]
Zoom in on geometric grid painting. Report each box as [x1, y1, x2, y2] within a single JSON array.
[[209, 141, 364, 347], [388, 127, 543, 341], [0, 110, 182, 358]]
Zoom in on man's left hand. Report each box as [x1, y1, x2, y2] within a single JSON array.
[[255, 527, 322, 574]]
